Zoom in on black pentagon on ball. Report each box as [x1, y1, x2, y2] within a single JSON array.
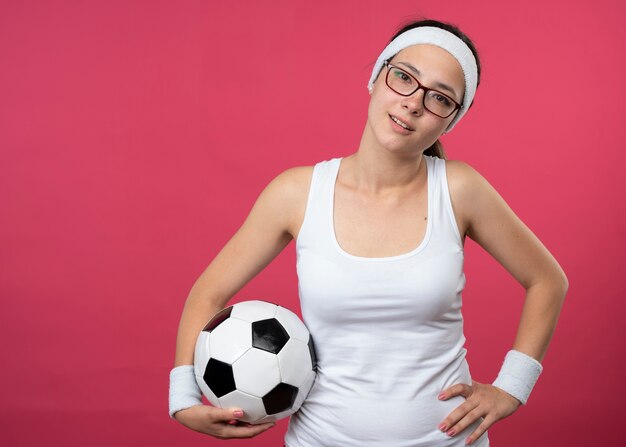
[[203, 306, 233, 332], [251, 318, 289, 354], [203, 358, 236, 398], [262, 382, 298, 415]]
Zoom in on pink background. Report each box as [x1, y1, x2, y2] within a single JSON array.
[[1, 1, 625, 445]]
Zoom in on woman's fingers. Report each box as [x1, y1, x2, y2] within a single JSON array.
[[175, 405, 276, 439], [439, 382, 473, 400], [211, 407, 275, 439], [437, 381, 475, 432], [464, 414, 497, 446], [216, 421, 276, 439], [437, 399, 479, 433], [212, 407, 242, 421], [437, 382, 521, 445], [442, 406, 484, 437]]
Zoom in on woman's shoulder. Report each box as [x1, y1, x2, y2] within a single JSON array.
[[269, 164, 315, 193], [443, 158, 488, 194], [263, 163, 316, 209], [263, 164, 317, 239], [441, 159, 495, 237], [269, 156, 340, 192], [443, 158, 512, 232]]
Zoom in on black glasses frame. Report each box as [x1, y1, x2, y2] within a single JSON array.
[[383, 60, 462, 118]]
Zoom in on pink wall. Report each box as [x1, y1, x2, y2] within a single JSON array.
[[1, 1, 624, 445]]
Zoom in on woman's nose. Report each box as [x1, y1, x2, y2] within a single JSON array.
[[402, 88, 425, 115]]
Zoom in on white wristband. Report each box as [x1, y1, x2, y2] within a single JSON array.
[[169, 365, 203, 418], [492, 350, 543, 405]]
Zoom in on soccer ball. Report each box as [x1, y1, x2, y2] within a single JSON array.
[[194, 300, 317, 424]]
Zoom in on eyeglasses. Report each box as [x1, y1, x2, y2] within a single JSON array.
[[383, 60, 462, 119]]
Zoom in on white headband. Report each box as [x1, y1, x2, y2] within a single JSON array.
[[368, 26, 478, 133]]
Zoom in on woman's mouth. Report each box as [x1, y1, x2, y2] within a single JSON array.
[[389, 114, 414, 132]]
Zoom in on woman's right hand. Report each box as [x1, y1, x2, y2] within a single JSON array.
[[174, 405, 276, 439]]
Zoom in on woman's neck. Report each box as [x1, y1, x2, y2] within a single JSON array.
[[345, 126, 426, 196]]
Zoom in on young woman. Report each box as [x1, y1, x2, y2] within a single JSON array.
[[168, 19, 568, 446]]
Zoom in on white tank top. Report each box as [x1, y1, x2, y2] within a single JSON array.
[[284, 155, 489, 447]]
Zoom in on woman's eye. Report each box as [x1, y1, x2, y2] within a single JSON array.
[[433, 93, 452, 106], [393, 70, 412, 83]]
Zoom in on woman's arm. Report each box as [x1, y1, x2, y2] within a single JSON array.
[[454, 159, 568, 360], [175, 168, 297, 367], [172, 166, 310, 438], [437, 160, 568, 444]]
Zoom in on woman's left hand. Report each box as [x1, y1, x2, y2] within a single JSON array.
[[437, 380, 521, 445]]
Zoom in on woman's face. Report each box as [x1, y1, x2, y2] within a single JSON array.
[[366, 44, 465, 154]]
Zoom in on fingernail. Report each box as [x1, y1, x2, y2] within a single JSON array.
[[447, 429, 456, 436], [465, 437, 472, 445], [438, 423, 447, 431], [233, 410, 244, 418], [227, 419, 237, 425], [438, 393, 446, 400]]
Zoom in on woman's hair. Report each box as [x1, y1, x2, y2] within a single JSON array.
[[385, 19, 482, 159]]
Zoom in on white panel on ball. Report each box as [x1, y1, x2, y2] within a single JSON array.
[[193, 331, 211, 378], [209, 318, 252, 364], [274, 306, 310, 343], [230, 300, 277, 322], [255, 407, 291, 424], [219, 390, 267, 424], [233, 348, 281, 396], [271, 407, 295, 421], [252, 414, 277, 425], [293, 370, 316, 410], [277, 338, 313, 386]]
